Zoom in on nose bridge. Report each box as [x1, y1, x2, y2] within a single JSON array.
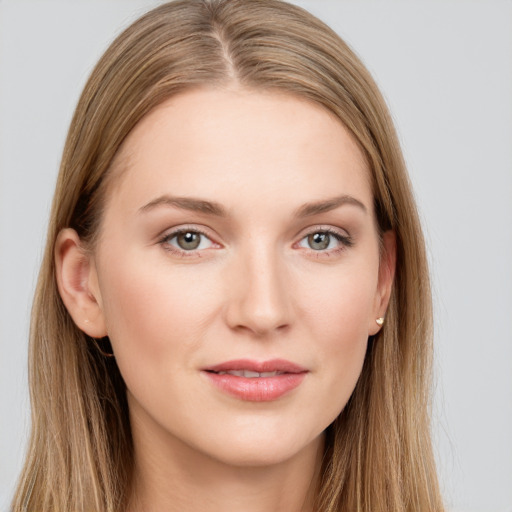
[[225, 237, 291, 336]]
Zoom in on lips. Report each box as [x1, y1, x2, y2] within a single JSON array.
[[202, 359, 308, 402]]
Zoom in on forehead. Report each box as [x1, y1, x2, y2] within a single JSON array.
[[106, 87, 372, 216]]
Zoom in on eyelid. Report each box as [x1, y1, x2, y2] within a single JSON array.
[[295, 224, 351, 241], [157, 223, 219, 240]]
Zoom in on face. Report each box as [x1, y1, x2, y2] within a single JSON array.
[[81, 88, 393, 467]]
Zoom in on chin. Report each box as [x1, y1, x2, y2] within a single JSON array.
[[195, 424, 325, 469]]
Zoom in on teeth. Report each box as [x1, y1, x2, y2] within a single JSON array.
[[216, 370, 282, 378], [243, 370, 260, 378]]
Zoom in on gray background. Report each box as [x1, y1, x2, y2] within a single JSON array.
[[1, 1, 511, 511]]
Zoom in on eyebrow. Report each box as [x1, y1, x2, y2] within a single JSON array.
[[139, 195, 227, 217], [294, 194, 367, 217], [138, 194, 367, 217]]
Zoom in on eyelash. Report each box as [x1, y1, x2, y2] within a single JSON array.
[[158, 226, 354, 259]]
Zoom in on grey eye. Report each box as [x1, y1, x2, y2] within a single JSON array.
[[162, 229, 215, 253], [307, 232, 331, 250], [176, 232, 202, 250]]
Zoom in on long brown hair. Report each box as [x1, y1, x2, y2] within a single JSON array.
[[12, 1, 444, 510]]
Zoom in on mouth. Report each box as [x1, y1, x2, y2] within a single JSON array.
[[204, 358, 307, 374], [202, 359, 308, 402], [209, 369, 286, 378]]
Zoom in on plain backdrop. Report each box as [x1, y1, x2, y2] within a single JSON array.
[[1, 1, 511, 511]]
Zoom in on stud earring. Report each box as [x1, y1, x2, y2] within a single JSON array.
[[376, 317, 384, 326]]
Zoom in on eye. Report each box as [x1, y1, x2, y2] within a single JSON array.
[[297, 229, 352, 252], [161, 229, 214, 252]]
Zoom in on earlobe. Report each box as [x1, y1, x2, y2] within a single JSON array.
[[369, 230, 396, 336], [54, 228, 107, 338]]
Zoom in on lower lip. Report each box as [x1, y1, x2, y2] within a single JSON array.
[[203, 372, 307, 402]]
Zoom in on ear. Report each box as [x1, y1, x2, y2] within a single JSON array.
[[54, 228, 107, 338], [368, 230, 396, 336]]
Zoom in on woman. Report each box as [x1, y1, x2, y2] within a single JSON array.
[[12, 0, 444, 510]]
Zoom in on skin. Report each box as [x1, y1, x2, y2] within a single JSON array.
[[56, 87, 395, 512]]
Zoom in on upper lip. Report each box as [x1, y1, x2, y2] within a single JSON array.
[[204, 359, 307, 374]]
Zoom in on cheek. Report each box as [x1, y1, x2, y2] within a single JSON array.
[[97, 255, 219, 373], [300, 258, 378, 344], [315, 286, 371, 373], [297, 260, 378, 412]]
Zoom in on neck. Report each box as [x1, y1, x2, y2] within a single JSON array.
[[127, 417, 325, 512]]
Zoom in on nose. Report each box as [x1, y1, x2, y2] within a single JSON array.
[[224, 246, 292, 337]]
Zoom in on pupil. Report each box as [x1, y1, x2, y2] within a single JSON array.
[[309, 232, 330, 250], [178, 232, 200, 250]]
